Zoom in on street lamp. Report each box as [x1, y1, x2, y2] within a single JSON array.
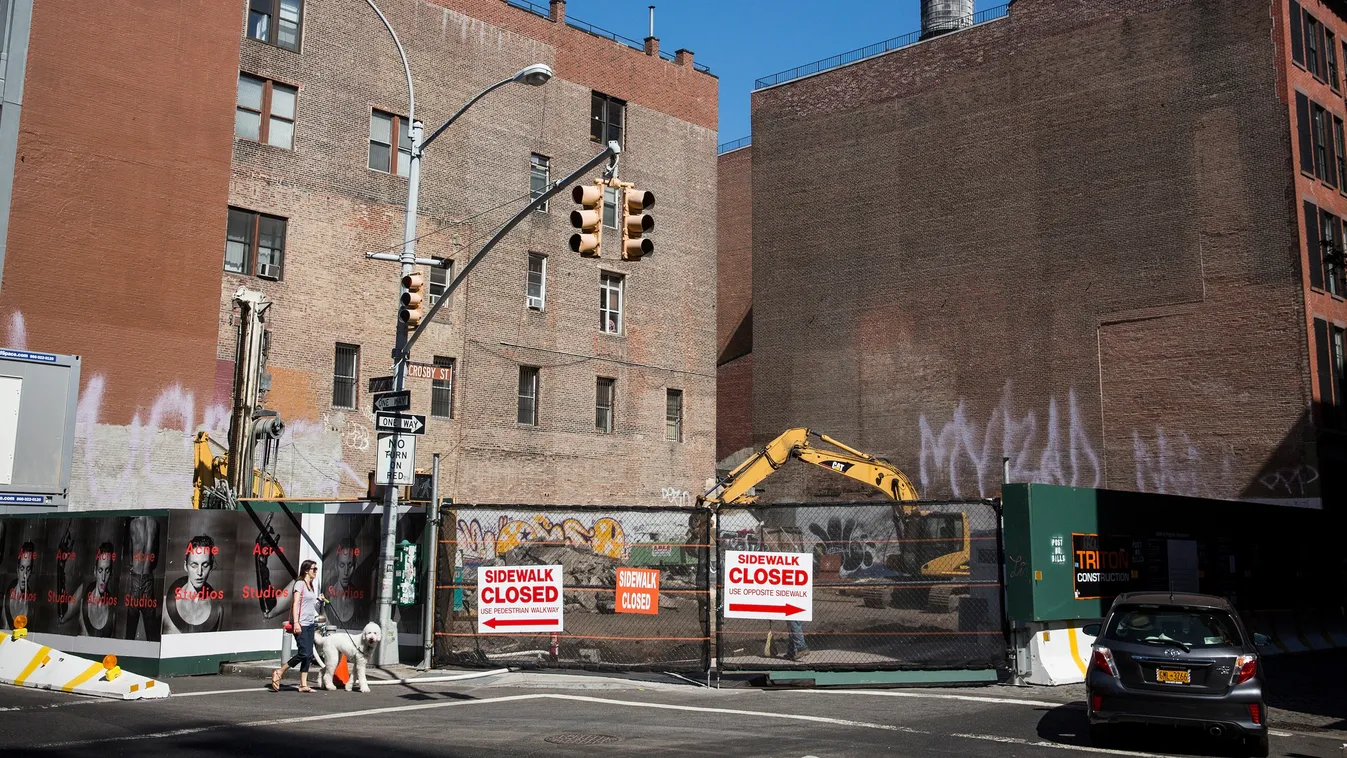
[[366, 0, 553, 666]]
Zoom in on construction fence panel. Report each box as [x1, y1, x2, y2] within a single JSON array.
[[717, 501, 1007, 672], [433, 505, 711, 672]]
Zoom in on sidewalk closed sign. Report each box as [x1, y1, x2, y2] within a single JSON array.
[[724, 551, 813, 621], [476, 565, 563, 633], [616, 567, 660, 615]]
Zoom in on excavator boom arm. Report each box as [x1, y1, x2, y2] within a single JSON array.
[[704, 427, 919, 504]]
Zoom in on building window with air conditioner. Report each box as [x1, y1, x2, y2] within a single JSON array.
[[225, 207, 286, 280], [527, 252, 546, 310]]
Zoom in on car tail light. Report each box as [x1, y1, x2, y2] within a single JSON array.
[[1091, 694, 1103, 712], [1090, 646, 1119, 678], [1232, 654, 1257, 685], [1247, 703, 1261, 724]]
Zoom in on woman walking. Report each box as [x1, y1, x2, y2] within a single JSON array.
[[271, 559, 321, 692]]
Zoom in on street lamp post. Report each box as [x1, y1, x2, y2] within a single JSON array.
[[366, 0, 552, 665]]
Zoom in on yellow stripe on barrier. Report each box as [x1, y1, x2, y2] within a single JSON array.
[[13, 646, 51, 687], [61, 663, 106, 693], [1067, 627, 1089, 677]]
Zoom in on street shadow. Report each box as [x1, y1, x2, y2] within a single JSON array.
[[1261, 649, 1347, 728], [1035, 704, 1252, 757], [25, 728, 488, 758]]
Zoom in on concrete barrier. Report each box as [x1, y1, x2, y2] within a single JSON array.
[[0, 633, 168, 700], [1024, 621, 1097, 686]]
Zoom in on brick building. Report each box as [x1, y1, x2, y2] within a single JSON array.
[[740, 0, 1342, 507], [0, 0, 717, 509], [716, 139, 752, 468]]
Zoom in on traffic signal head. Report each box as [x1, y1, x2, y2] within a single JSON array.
[[399, 271, 425, 327], [621, 188, 654, 260], [569, 183, 604, 257]]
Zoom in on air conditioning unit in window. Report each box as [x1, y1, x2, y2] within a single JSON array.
[[256, 263, 280, 280], [527, 296, 544, 310]]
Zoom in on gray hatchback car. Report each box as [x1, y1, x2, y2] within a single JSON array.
[[1085, 592, 1270, 757]]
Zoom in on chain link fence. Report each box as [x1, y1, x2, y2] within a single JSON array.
[[433, 505, 711, 672], [716, 501, 1006, 672]]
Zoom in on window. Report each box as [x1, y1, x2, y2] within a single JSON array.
[[517, 366, 539, 425], [369, 110, 413, 175], [595, 377, 615, 433], [247, 0, 302, 52], [603, 186, 618, 229], [431, 356, 455, 419], [429, 261, 452, 307], [235, 74, 296, 149], [530, 154, 550, 211], [1291, 1, 1305, 66], [1314, 102, 1330, 181], [225, 208, 286, 279], [665, 389, 683, 442], [1314, 318, 1346, 428], [1336, 116, 1346, 190], [1307, 13, 1322, 78], [332, 343, 359, 409], [1329, 30, 1340, 90], [527, 253, 546, 310], [600, 272, 623, 334], [1102, 606, 1244, 649], [590, 92, 625, 145], [1325, 208, 1346, 295]]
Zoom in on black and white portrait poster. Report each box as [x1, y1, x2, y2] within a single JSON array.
[[162, 510, 301, 635]]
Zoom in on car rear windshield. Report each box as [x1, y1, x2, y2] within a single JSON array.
[[1103, 605, 1244, 650]]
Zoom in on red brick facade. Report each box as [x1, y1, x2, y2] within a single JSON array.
[[0, 0, 716, 509], [716, 145, 752, 464], [747, 0, 1327, 505], [0, 0, 241, 423]]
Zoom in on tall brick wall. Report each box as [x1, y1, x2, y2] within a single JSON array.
[[750, 0, 1316, 504], [716, 145, 753, 464], [229, 0, 718, 506], [0, 0, 239, 423]]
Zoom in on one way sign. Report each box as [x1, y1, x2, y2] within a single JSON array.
[[375, 413, 426, 435]]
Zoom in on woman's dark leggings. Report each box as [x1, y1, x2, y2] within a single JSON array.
[[286, 624, 315, 672]]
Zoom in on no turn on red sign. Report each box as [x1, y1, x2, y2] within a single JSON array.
[[476, 565, 563, 633], [724, 551, 813, 621]]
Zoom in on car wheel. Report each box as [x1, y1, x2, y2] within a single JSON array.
[[1089, 724, 1114, 747], [1243, 734, 1269, 758]]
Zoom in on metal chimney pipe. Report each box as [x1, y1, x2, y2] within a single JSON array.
[[649, 6, 655, 38]]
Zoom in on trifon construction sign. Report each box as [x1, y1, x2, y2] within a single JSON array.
[[1071, 533, 1133, 600]]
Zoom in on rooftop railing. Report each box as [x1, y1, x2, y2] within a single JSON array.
[[500, 0, 713, 74], [718, 135, 751, 154], [754, 4, 1008, 90]]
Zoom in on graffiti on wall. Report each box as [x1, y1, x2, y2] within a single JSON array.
[[919, 383, 1101, 498], [457, 514, 629, 562], [4, 309, 357, 510]]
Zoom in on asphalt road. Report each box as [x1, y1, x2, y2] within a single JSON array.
[[0, 671, 1341, 757]]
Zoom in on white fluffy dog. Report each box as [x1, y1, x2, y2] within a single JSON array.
[[314, 620, 382, 693]]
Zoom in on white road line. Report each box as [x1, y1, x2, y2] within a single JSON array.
[[18, 691, 1203, 756], [784, 688, 1070, 708], [951, 732, 1172, 757], [367, 668, 510, 686]]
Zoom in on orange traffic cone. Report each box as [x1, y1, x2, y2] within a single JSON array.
[[334, 654, 350, 687]]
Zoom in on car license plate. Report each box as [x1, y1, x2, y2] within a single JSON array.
[[1156, 668, 1190, 684]]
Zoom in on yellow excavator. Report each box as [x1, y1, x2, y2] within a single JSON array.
[[192, 431, 286, 509], [701, 428, 970, 610]]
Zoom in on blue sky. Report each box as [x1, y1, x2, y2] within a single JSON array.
[[559, 1, 986, 145]]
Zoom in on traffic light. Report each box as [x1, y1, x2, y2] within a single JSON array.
[[621, 186, 654, 260], [569, 183, 604, 257], [400, 270, 425, 327]]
